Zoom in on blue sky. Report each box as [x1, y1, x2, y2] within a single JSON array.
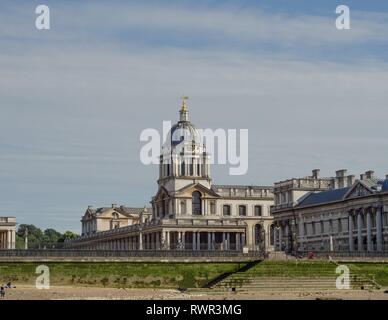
[[1, 1, 388, 232]]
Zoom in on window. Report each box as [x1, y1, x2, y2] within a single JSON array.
[[180, 201, 186, 214], [254, 205, 262, 216], [181, 161, 185, 176], [209, 202, 215, 214], [223, 205, 231, 216], [192, 191, 202, 215], [189, 163, 193, 176], [239, 205, 247, 216]]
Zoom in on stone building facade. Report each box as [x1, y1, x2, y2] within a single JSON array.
[[69, 100, 274, 251], [272, 169, 388, 253], [0, 216, 17, 249]]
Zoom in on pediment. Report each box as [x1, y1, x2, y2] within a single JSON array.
[[97, 209, 128, 219], [176, 183, 220, 198], [153, 186, 170, 201], [344, 181, 374, 199]]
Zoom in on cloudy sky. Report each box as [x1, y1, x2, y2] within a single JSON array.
[[1, 0, 388, 232]]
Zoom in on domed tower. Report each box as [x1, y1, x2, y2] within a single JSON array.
[[158, 97, 211, 193], [151, 97, 214, 221]]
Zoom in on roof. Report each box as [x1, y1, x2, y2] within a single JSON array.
[[212, 185, 273, 190], [382, 179, 388, 192], [88, 206, 150, 217], [297, 187, 350, 207]]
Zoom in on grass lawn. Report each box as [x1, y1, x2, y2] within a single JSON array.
[[0, 262, 244, 289], [1, 260, 387, 288]]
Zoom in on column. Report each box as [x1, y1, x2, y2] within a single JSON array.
[[192, 232, 196, 250], [226, 233, 230, 251], [182, 231, 186, 250], [357, 211, 362, 252], [222, 232, 227, 250], [166, 231, 170, 250], [298, 218, 304, 250], [211, 232, 215, 250], [196, 232, 201, 250], [367, 210, 372, 252], [207, 233, 211, 250], [7, 230, 11, 249], [236, 233, 240, 251], [285, 225, 289, 251], [376, 207, 383, 251], [273, 227, 278, 251], [139, 233, 143, 250], [242, 233, 246, 248], [178, 232, 182, 249], [279, 225, 283, 251], [348, 213, 354, 251]]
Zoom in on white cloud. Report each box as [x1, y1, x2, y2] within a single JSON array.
[[1, 1, 388, 231]]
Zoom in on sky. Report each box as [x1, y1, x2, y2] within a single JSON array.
[[1, 0, 388, 232]]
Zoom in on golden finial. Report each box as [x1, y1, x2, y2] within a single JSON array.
[[181, 95, 189, 112]]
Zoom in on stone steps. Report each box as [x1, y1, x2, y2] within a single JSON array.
[[213, 275, 377, 292]]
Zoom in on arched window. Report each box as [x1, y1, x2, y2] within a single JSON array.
[[181, 161, 185, 176], [192, 191, 202, 215]]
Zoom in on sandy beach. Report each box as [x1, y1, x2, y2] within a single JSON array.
[[1, 285, 388, 300]]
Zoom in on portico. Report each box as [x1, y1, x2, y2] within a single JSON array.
[[0, 217, 17, 250]]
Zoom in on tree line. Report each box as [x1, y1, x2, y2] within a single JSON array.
[[15, 224, 78, 249]]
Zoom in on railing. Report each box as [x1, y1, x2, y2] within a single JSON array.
[[0, 217, 16, 223], [0, 249, 264, 258], [294, 250, 388, 258]]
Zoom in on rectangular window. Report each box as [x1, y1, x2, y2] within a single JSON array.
[[254, 205, 262, 216], [239, 205, 247, 216], [223, 205, 231, 216], [210, 202, 215, 214]]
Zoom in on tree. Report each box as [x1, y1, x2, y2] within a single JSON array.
[[44, 228, 62, 243], [17, 224, 44, 247], [59, 231, 77, 242]]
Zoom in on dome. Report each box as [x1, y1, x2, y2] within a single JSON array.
[[169, 121, 201, 147], [162, 97, 203, 154], [382, 179, 388, 192]]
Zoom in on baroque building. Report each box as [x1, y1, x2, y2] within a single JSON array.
[[272, 169, 388, 253], [69, 99, 274, 251]]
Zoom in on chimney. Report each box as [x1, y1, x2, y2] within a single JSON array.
[[336, 169, 347, 188], [386, 174, 388, 179], [365, 170, 375, 179], [335, 169, 347, 177], [112, 203, 117, 208], [87, 205, 93, 210], [347, 175, 355, 186], [360, 174, 365, 180], [312, 169, 320, 179]]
